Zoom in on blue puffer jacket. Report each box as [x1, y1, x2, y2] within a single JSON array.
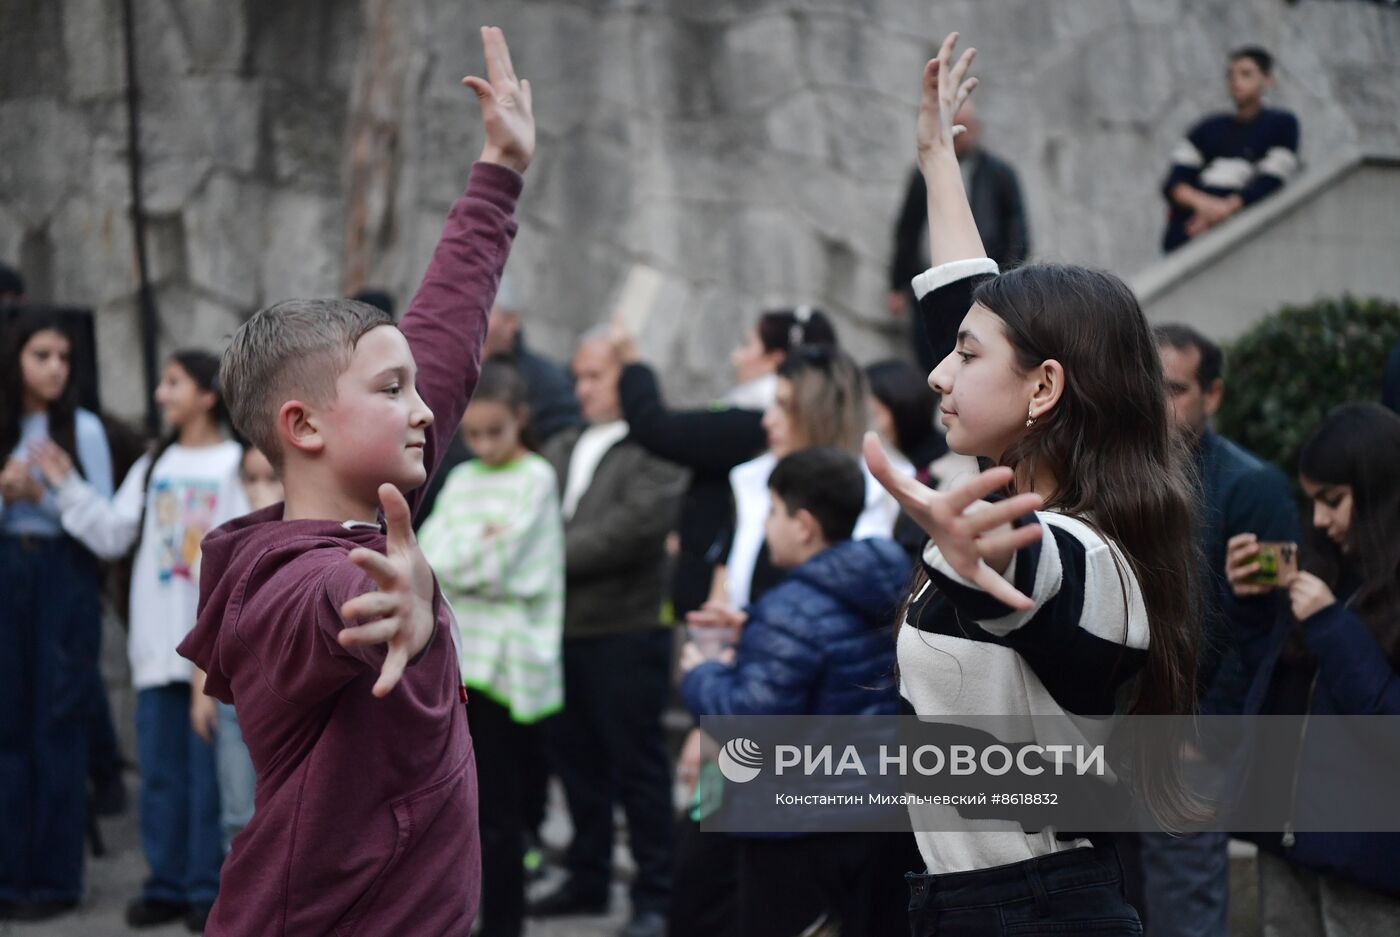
[[682, 538, 910, 718]]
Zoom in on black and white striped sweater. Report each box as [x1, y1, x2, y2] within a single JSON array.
[[899, 259, 1150, 874]]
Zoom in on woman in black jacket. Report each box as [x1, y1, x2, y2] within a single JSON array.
[[611, 307, 835, 937], [611, 307, 836, 617]]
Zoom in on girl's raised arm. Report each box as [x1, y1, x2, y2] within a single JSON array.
[[918, 33, 986, 267]]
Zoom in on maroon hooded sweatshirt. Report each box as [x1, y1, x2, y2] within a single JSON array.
[[178, 162, 521, 936]]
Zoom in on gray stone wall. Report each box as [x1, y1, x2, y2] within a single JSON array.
[[3, 0, 1398, 418]]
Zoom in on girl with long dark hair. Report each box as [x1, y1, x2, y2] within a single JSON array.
[[0, 311, 114, 920], [31, 349, 247, 931], [867, 33, 1201, 934], [1227, 403, 1400, 932]]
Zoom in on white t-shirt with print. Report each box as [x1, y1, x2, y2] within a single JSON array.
[[57, 440, 249, 689]]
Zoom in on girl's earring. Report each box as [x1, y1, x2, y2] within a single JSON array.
[[1025, 405, 1036, 428]]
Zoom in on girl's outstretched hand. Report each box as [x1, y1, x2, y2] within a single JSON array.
[[464, 26, 535, 174], [916, 32, 978, 171], [865, 433, 1042, 610]]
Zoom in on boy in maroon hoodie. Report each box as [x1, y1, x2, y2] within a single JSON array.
[[176, 27, 534, 936]]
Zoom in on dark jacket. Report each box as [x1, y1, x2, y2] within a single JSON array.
[[1194, 430, 1299, 713], [1230, 587, 1400, 897], [178, 162, 521, 936], [510, 332, 582, 443], [618, 362, 767, 615], [895, 152, 1028, 373], [681, 538, 909, 718], [890, 151, 1029, 292], [543, 426, 688, 638]]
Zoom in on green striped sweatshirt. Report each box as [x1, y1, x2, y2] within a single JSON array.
[[418, 453, 564, 723]]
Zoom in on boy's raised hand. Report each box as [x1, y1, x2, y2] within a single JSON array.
[[864, 433, 1043, 611], [340, 483, 438, 698], [463, 26, 534, 174], [916, 32, 978, 171]]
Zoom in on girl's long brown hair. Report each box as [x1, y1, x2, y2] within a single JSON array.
[[904, 264, 1203, 831]]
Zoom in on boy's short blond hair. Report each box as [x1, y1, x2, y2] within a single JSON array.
[[221, 298, 394, 469]]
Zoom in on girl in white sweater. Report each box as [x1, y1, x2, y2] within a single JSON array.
[[868, 33, 1200, 935]]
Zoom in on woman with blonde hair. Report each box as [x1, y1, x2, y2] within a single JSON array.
[[709, 343, 904, 614]]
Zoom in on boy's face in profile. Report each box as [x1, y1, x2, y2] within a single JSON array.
[[764, 490, 810, 570], [316, 325, 435, 499]]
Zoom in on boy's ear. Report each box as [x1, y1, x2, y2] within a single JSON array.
[[277, 400, 325, 457], [794, 507, 824, 546], [1029, 359, 1066, 421]]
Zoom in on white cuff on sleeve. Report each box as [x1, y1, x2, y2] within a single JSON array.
[[911, 257, 1000, 300]]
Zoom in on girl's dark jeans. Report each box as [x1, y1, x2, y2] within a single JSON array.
[[907, 843, 1143, 936]]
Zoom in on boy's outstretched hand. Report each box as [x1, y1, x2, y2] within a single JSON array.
[[340, 484, 438, 698], [864, 433, 1043, 611], [464, 26, 534, 174]]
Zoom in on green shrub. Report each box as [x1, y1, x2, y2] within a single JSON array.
[[1216, 295, 1400, 477]]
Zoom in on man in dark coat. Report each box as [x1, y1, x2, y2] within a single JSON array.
[[887, 101, 1029, 373], [529, 332, 686, 937], [414, 272, 581, 522]]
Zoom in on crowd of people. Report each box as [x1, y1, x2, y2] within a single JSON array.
[[1, 23, 1396, 937]]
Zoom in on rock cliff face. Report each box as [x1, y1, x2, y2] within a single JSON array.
[[3, 0, 1397, 416]]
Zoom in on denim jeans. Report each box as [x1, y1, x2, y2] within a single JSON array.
[[907, 843, 1143, 936], [1138, 831, 1229, 937], [0, 535, 100, 905], [135, 683, 223, 905], [214, 700, 254, 852], [735, 831, 921, 937]]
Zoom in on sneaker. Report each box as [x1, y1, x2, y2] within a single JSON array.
[[618, 910, 667, 937], [525, 884, 610, 918], [186, 901, 214, 932], [126, 898, 188, 928]]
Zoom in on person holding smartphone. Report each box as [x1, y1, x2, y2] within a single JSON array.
[[1225, 403, 1400, 933]]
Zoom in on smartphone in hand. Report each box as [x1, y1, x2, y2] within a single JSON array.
[[1245, 541, 1298, 588]]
